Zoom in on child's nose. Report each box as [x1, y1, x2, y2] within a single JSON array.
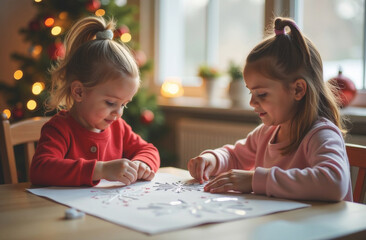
[[113, 107, 124, 117], [249, 95, 257, 107]]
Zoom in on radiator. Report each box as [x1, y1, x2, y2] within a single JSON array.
[[177, 118, 258, 169]]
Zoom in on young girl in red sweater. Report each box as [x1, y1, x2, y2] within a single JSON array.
[[30, 16, 160, 186]]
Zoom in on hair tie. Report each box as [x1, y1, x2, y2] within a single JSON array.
[[288, 21, 301, 32], [96, 29, 114, 40], [274, 20, 301, 36], [275, 28, 286, 36]]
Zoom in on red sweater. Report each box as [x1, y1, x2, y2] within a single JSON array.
[[30, 111, 160, 186]]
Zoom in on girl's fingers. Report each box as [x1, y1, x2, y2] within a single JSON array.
[[204, 175, 229, 191], [208, 183, 234, 193], [196, 160, 205, 183], [188, 159, 197, 179], [136, 166, 145, 179], [134, 162, 154, 180], [123, 167, 137, 183], [204, 163, 215, 181], [188, 157, 213, 183], [128, 165, 138, 179], [120, 175, 132, 185], [130, 161, 139, 171], [140, 167, 151, 180], [144, 171, 155, 181], [131, 161, 155, 181]]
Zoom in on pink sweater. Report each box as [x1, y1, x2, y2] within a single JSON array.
[[204, 118, 352, 202]]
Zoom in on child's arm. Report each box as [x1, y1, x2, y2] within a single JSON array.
[[187, 153, 217, 184], [252, 126, 351, 202], [121, 120, 160, 172], [30, 123, 97, 186], [188, 127, 260, 184]]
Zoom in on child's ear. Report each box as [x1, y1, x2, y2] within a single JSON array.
[[293, 78, 307, 101], [71, 81, 84, 102]]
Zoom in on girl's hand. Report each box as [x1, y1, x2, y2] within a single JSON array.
[[188, 153, 217, 184], [93, 159, 138, 185], [204, 169, 254, 193], [133, 161, 155, 181]]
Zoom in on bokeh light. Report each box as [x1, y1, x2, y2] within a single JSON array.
[[31, 45, 42, 57], [44, 17, 55, 27], [120, 33, 132, 43], [51, 26, 62, 36], [14, 70, 23, 80], [95, 9, 106, 17], [32, 82, 45, 95], [27, 100, 37, 110], [2, 109, 11, 119]]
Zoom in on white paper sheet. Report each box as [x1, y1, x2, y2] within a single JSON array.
[[27, 173, 310, 234]]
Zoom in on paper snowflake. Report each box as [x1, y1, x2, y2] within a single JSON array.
[[139, 197, 252, 217], [153, 181, 204, 193], [90, 186, 150, 206]]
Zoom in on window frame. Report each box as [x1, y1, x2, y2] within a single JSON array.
[[153, 0, 221, 96], [141, 0, 366, 106], [289, 0, 366, 106]]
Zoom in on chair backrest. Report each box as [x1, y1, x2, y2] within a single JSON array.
[[0, 113, 50, 184], [346, 143, 366, 203]]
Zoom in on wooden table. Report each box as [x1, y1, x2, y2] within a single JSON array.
[[1, 167, 366, 240]]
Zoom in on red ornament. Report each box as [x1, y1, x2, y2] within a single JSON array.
[[86, 0, 101, 12], [140, 110, 154, 125], [114, 25, 130, 38], [12, 104, 24, 120], [48, 42, 65, 60], [328, 69, 357, 108]]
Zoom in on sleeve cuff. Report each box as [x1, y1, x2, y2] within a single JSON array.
[[80, 159, 98, 186], [252, 167, 270, 195], [200, 149, 228, 175]]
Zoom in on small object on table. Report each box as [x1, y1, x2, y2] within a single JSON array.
[[65, 208, 85, 220]]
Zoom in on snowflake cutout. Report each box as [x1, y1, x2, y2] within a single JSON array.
[[90, 186, 150, 206], [153, 181, 204, 193], [139, 197, 252, 217]]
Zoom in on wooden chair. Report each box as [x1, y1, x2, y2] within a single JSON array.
[[346, 143, 366, 203], [0, 113, 50, 184]]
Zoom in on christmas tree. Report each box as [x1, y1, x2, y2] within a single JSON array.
[[0, 0, 173, 180]]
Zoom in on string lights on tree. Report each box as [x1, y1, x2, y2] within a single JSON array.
[[0, 0, 166, 149]]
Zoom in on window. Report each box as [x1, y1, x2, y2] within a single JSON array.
[[156, 0, 264, 90], [299, 0, 365, 89], [155, 0, 366, 104]]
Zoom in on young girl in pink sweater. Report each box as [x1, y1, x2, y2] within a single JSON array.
[[188, 17, 352, 202]]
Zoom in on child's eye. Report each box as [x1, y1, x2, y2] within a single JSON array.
[[257, 93, 267, 98], [105, 101, 115, 106]]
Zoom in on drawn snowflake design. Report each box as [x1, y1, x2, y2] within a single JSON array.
[[153, 181, 204, 193], [90, 186, 150, 206], [139, 197, 252, 218]]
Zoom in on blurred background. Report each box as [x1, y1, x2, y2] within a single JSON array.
[[0, 0, 365, 181]]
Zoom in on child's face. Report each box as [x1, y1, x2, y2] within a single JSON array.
[[74, 78, 138, 132], [245, 71, 297, 129]]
